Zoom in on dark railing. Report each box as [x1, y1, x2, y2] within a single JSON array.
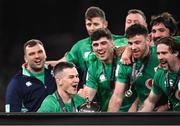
[[0, 112, 180, 125]]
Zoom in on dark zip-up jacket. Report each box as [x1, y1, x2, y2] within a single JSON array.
[[5, 65, 56, 112]]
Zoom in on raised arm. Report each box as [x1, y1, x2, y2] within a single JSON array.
[[78, 86, 97, 101], [120, 46, 134, 65]]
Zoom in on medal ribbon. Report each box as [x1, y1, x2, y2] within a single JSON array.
[[101, 50, 117, 89], [55, 91, 76, 112], [125, 49, 151, 97], [165, 69, 180, 110]]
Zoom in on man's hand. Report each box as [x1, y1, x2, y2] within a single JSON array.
[[78, 88, 88, 98], [154, 103, 169, 112], [128, 97, 140, 112], [120, 46, 134, 65]]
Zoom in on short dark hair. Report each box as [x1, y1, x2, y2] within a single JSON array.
[[23, 39, 44, 54], [150, 12, 178, 36], [53, 62, 75, 76], [156, 36, 180, 59], [126, 23, 149, 39], [85, 6, 106, 20], [127, 9, 146, 21], [90, 28, 112, 42]]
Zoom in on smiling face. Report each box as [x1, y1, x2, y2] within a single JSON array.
[[151, 23, 171, 42], [24, 43, 47, 73], [128, 35, 148, 59], [56, 67, 79, 95], [92, 37, 114, 63], [156, 43, 175, 70]]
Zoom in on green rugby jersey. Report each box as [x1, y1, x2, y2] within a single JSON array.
[[175, 35, 180, 42], [65, 34, 128, 72], [37, 93, 86, 112], [86, 56, 135, 112], [152, 68, 180, 111], [116, 46, 159, 104]]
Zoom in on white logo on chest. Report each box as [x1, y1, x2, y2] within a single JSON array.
[[26, 81, 32, 87], [99, 74, 106, 82], [84, 52, 91, 59]]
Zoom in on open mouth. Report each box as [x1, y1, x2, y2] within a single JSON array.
[[132, 49, 139, 54], [34, 59, 41, 64], [159, 60, 168, 69], [72, 84, 78, 89], [97, 51, 105, 57], [159, 60, 167, 65]]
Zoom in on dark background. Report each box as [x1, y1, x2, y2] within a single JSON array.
[[0, 0, 180, 112]]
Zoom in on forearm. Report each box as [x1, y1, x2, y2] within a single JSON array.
[[46, 60, 59, 67], [138, 101, 155, 112], [116, 45, 127, 57], [108, 95, 123, 112], [46, 57, 66, 67], [128, 97, 140, 112], [120, 45, 133, 65]]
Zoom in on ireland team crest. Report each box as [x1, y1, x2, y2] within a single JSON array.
[[99, 74, 106, 82], [145, 79, 153, 89], [84, 51, 91, 59]]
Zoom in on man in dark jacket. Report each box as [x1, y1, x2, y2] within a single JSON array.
[[5, 39, 56, 112]]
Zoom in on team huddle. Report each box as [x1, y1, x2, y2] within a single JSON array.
[[5, 6, 180, 112]]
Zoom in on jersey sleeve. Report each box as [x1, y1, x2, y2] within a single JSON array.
[[73, 94, 86, 108], [152, 70, 164, 95], [5, 78, 23, 112], [37, 95, 60, 112], [115, 63, 131, 84], [65, 41, 80, 64], [85, 64, 98, 90]]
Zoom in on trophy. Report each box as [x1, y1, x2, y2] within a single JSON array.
[[78, 98, 101, 112]]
